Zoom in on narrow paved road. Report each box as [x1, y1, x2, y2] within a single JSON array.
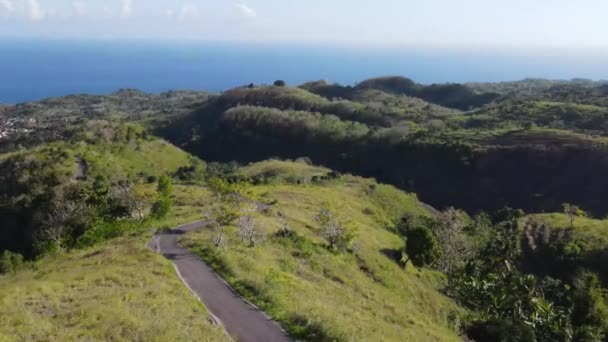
[[150, 221, 290, 342]]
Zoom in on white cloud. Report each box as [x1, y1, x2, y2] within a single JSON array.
[[0, 0, 14, 13], [26, 0, 45, 21], [235, 3, 256, 18], [120, 0, 132, 19], [178, 4, 199, 21], [72, 1, 86, 17]]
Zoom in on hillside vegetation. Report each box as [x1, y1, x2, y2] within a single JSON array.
[[181, 162, 462, 341], [155, 77, 608, 217], [1, 75, 608, 341], [0, 237, 228, 341], [0, 120, 200, 257]]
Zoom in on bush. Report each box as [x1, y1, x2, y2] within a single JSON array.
[[0, 250, 24, 274], [273, 80, 287, 87], [152, 197, 173, 218], [466, 319, 536, 342], [403, 226, 438, 268]]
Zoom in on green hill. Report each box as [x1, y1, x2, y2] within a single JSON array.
[[181, 162, 462, 341], [2, 76, 608, 341]]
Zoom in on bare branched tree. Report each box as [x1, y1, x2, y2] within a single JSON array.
[[563, 203, 585, 229], [41, 200, 86, 251], [202, 205, 228, 248], [236, 214, 261, 247], [314, 205, 355, 252]]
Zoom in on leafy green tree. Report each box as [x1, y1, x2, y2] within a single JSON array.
[[273, 80, 287, 87], [151, 197, 172, 218], [403, 226, 438, 268], [157, 175, 173, 198], [432, 208, 471, 273], [152, 176, 173, 218]]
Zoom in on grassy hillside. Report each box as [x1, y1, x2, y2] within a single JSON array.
[[0, 125, 201, 257], [527, 213, 608, 250], [0, 236, 228, 342], [233, 159, 331, 184], [521, 212, 608, 287], [466, 100, 608, 132], [180, 162, 462, 341], [0, 180, 224, 341], [168, 95, 608, 215]]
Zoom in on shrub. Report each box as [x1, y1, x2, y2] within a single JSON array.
[[571, 272, 608, 340], [0, 250, 24, 274], [151, 197, 172, 218], [403, 226, 438, 268], [466, 319, 536, 342]]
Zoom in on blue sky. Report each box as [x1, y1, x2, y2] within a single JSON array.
[[0, 0, 607, 48]]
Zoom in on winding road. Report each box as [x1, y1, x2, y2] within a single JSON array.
[[149, 220, 290, 342]]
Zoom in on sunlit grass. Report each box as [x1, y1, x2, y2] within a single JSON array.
[[0, 237, 228, 341], [234, 159, 330, 184], [181, 173, 462, 341], [526, 212, 608, 251], [0, 184, 222, 341]]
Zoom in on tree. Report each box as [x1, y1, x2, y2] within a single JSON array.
[[152, 176, 173, 218], [314, 205, 355, 252], [236, 212, 262, 247], [432, 208, 472, 273], [204, 179, 250, 248], [563, 203, 585, 229], [40, 200, 87, 252], [132, 185, 159, 221], [273, 80, 286, 87], [151, 197, 172, 218], [403, 226, 438, 267], [112, 184, 160, 221], [157, 175, 173, 198]]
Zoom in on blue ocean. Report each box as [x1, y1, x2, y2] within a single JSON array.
[[0, 40, 607, 103]]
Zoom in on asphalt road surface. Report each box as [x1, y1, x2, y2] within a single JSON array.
[[150, 220, 290, 342]]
